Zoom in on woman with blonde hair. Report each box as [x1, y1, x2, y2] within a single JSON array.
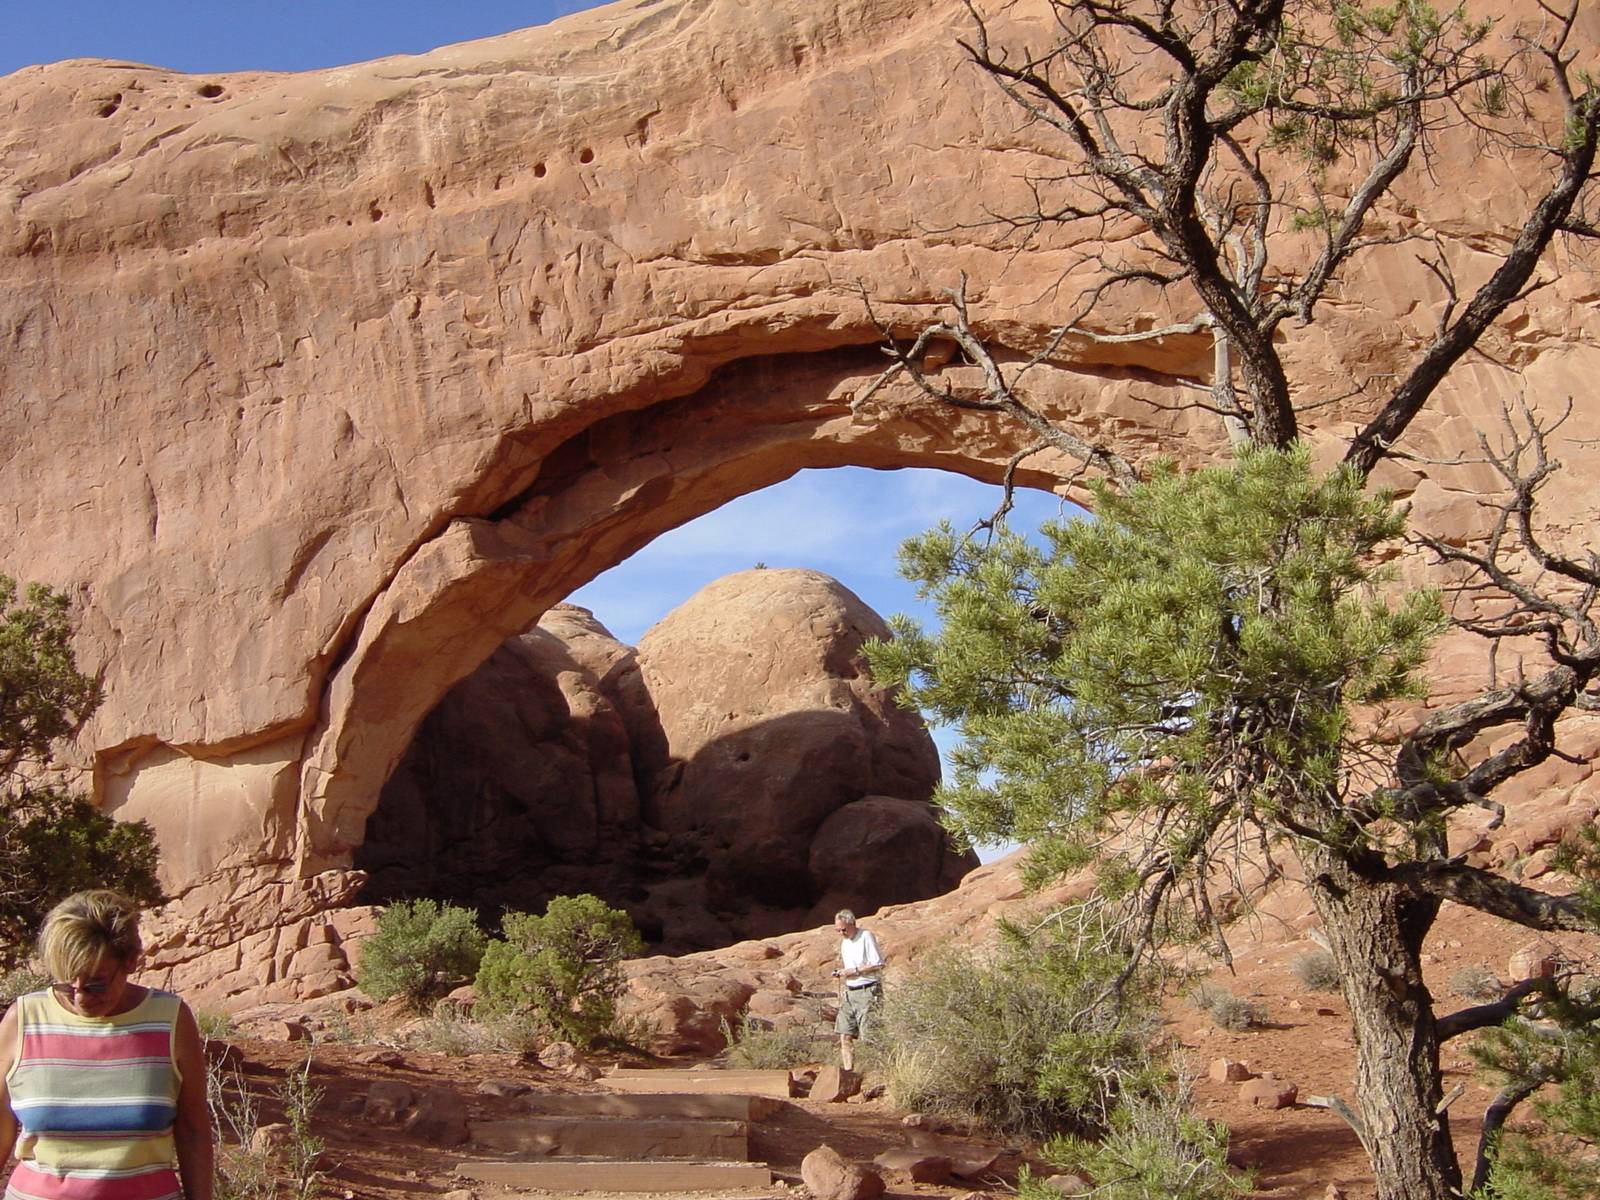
[[0, 890, 212, 1200]]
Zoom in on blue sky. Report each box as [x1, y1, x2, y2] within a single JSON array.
[[1, 3, 606, 76], [569, 469, 1075, 647], [8, 2, 1078, 857]]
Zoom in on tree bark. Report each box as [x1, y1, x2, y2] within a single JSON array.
[[1298, 842, 1462, 1200]]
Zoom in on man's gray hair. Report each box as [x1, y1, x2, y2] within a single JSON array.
[[834, 909, 857, 924]]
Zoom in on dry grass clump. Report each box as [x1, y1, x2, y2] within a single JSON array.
[[401, 1002, 550, 1056], [1291, 949, 1342, 993], [721, 1016, 826, 1070], [1189, 984, 1267, 1032], [1449, 964, 1505, 1002]]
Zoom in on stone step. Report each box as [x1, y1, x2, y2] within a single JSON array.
[[522, 1092, 781, 1121], [604, 1068, 796, 1099], [455, 1159, 773, 1191], [469, 1115, 749, 1160]]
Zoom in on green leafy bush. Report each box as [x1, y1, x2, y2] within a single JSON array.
[[0, 577, 163, 966], [877, 922, 1163, 1139], [474, 893, 643, 1047], [1469, 981, 1600, 1200], [356, 899, 487, 1010]]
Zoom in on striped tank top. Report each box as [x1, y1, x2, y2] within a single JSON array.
[[4, 987, 183, 1200]]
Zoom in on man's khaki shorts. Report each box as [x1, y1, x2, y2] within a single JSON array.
[[834, 982, 881, 1037]]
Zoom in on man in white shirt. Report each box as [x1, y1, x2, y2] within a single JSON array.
[[830, 908, 883, 1071]]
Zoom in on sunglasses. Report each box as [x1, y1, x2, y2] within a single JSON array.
[[51, 979, 114, 998]]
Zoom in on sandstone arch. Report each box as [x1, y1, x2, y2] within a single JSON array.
[[2, 0, 1597, 998]]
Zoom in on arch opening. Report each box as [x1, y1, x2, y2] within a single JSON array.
[[350, 465, 1076, 953]]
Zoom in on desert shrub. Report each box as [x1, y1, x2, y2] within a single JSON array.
[[0, 789, 163, 968], [1291, 949, 1342, 992], [356, 899, 487, 1011], [721, 1016, 824, 1070], [0, 577, 163, 967], [207, 1058, 277, 1200], [309, 1009, 364, 1045], [277, 1056, 327, 1200], [1450, 964, 1505, 1002], [0, 967, 48, 1005], [196, 1010, 236, 1041], [473, 893, 643, 1047], [1189, 985, 1266, 1032], [208, 1052, 327, 1200], [1020, 1078, 1253, 1200], [403, 1002, 552, 1056], [877, 925, 1163, 1139], [1468, 978, 1600, 1200]]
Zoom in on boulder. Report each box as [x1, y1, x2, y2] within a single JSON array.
[[362, 1081, 417, 1125], [618, 963, 759, 1056], [810, 796, 975, 916], [357, 610, 639, 916], [250, 1124, 293, 1156], [1508, 942, 1561, 982], [476, 1080, 530, 1099], [536, 1041, 585, 1072], [1240, 1078, 1299, 1109], [811, 1066, 862, 1103], [1040, 1174, 1093, 1196], [623, 569, 968, 927], [403, 1090, 470, 1147], [801, 1145, 886, 1200], [1209, 1059, 1253, 1083], [873, 1149, 954, 1184]]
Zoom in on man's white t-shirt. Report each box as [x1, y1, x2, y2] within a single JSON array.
[[839, 928, 883, 987]]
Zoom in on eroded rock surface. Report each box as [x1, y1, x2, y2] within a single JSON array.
[[0, 0, 1594, 998]]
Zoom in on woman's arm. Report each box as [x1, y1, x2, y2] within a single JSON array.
[[171, 1002, 214, 1200], [0, 1004, 21, 1166]]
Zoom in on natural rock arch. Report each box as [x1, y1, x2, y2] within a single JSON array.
[[1, 0, 1596, 998]]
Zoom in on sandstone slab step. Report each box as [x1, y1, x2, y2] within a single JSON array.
[[455, 1160, 773, 1191], [522, 1092, 781, 1121], [469, 1116, 748, 1159], [605, 1069, 796, 1099]]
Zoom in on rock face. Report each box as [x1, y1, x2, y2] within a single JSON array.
[[357, 573, 967, 952], [0, 0, 1595, 997], [356, 606, 643, 921]]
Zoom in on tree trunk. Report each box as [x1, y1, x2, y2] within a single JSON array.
[[1298, 842, 1462, 1200]]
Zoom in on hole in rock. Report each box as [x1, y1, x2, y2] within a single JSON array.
[[353, 467, 1074, 955], [97, 94, 122, 118], [578, 147, 595, 164], [197, 83, 225, 98], [533, 162, 547, 178]]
